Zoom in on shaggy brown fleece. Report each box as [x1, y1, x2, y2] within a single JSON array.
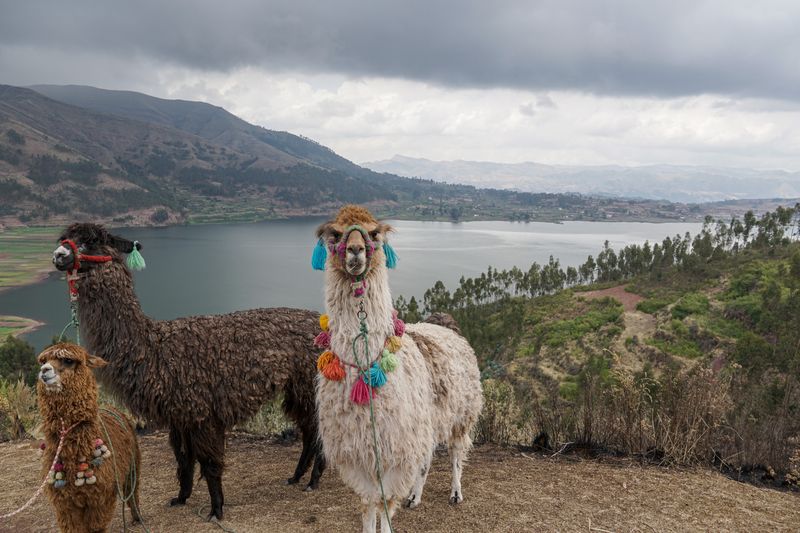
[[55, 223, 326, 521], [37, 343, 141, 533]]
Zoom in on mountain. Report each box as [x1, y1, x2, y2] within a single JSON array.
[[0, 84, 721, 226], [363, 155, 800, 203]]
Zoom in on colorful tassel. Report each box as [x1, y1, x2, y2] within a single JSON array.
[[386, 336, 403, 353], [362, 362, 387, 388], [126, 241, 146, 271], [350, 378, 373, 405], [311, 239, 328, 270], [393, 317, 405, 337], [314, 331, 331, 348], [321, 356, 346, 381], [380, 351, 398, 373], [317, 351, 335, 371], [383, 242, 398, 269], [319, 314, 329, 331]]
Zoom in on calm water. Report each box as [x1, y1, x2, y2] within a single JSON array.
[[0, 219, 700, 351]]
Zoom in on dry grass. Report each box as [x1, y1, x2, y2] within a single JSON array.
[[0, 432, 798, 532]]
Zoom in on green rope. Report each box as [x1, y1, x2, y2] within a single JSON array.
[[351, 303, 394, 533], [58, 304, 80, 345], [98, 408, 149, 533]]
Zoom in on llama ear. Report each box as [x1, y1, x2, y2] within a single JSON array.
[[86, 355, 108, 369], [311, 238, 327, 271]]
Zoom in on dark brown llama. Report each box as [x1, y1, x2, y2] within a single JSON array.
[[52, 223, 326, 521]]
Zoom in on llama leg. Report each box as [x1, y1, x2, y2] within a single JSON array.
[[404, 445, 434, 509], [196, 426, 226, 520], [287, 428, 314, 485], [360, 499, 378, 533], [169, 425, 196, 505], [448, 438, 468, 505], [379, 498, 398, 533], [305, 445, 327, 491]]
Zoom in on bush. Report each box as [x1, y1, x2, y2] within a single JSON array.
[[0, 335, 37, 386], [5, 129, 24, 145], [0, 379, 38, 440], [636, 298, 671, 314], [475, 379, 520, 445], [671, 292, 710, 320]]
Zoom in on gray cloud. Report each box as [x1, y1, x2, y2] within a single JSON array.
[[1, 0, 799, 100]]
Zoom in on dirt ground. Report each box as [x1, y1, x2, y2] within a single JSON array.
[[1, 433, 798, 532], [579, 285, 643, 312]]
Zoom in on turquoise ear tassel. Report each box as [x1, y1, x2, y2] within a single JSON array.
[[383, 242, 398, 269], [311, 239, 328, 270], [126, 241, 146, 271]]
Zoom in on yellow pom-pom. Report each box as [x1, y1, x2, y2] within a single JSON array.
[[319, 314, 329, 331], [386, 336, 402, 353], [317, 351, 335, 371]]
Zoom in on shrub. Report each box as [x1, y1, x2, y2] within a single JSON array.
[[671, 292, 709, 320], [0, 379, 38, 440], [475, 379, 521, 445]]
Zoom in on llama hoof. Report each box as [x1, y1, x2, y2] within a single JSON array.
[[403, 494, 420, 509], [169, 496, 187, 506], [448, 492, 463, 505], [303, 484, 317, 492], [285, 477, 300, 485], [208, 508, 224, 521]]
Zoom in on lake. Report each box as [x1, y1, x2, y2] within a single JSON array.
[[0, 219, 700, 351]]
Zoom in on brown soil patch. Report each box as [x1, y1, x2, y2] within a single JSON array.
[[1, 433, 798, 532], [580, 284, 643, 312]]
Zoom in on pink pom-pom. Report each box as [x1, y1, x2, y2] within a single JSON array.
[[54, 463, 64, 472], [354, 287, 365, 297], [94, 438, 104, 447], [350, 378, 374, 405], [393, 318, 405, 337], [314, 331, 331, 348], [39, 442, 46, 450]]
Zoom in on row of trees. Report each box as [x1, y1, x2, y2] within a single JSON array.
[[396, 206, 800, 318]]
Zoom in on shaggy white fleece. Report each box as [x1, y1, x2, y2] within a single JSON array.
[[316, 258, 483, 533]]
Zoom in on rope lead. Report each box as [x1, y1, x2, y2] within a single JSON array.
[[351, 301, 394, 533]]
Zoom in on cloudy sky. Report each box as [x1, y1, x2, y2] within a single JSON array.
[[2, 0, 799, 169]]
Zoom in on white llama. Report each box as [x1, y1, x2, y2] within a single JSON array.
[[312, 205, 483, 533]]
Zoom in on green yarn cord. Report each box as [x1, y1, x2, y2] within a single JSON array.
[[126, 241, 146, 271]]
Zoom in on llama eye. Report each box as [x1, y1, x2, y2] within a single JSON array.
[[331, 230, 343, 241], [62, 358, 75, 366]]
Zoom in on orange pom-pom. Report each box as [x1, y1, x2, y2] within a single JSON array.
[[321, 356, 346, 381], [386, 336, 402, 353], [317, 351, 335, 371]]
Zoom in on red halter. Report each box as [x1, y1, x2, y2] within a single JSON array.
[[61, 239, 113, 301]]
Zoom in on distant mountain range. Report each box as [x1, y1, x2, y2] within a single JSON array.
[[362, 155, 800, 203], [0, 84, 723, 226]]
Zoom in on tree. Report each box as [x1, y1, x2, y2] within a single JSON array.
[[0, 335, 37, 386]]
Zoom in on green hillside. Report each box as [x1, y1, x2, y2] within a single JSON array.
[[399, 207, 800, 481], [0, 84, 713, 226]]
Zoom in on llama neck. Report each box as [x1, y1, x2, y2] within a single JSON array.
[[39, 386, 98, 438], [325, 265, 394, 366], [75, 263, 153, 367]]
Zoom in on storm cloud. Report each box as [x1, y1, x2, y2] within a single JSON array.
[[1, 0, 799, 100]]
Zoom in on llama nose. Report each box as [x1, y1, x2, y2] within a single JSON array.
[[348, 244, 365, 255]]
